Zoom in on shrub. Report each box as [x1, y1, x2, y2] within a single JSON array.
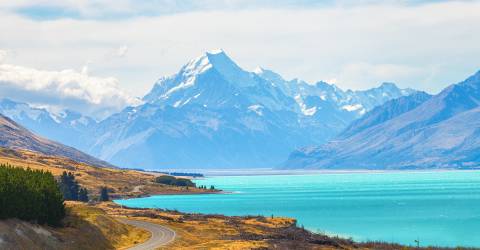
[[100, 186, 110, 201], [154, 175, 195, 187]]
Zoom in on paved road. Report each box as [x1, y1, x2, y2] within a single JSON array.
[[119, 218, 176, 250], [132, 185, 144, 193]]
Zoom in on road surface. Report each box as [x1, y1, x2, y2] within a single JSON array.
[[132, 185, 144, 193], [119, 218, 176, 250]]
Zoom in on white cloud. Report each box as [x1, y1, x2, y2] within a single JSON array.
[[0, 63, 142, 119], [0, 50, 7, 63], [336, 63, 425, 90], [115, 45, 128, 57], [0, 1, 479, 97]]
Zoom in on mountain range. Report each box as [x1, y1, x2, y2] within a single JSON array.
[[0, 113, 111, 168], [0, 50, 415, 169], [0, 98, 95, 151], [284, 70, 480, 169]]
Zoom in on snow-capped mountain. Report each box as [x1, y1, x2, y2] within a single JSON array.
[[254, 67, 416, 117], [86, 50, 416, 169], [0, 98, 96, 151], [0, 112, 112, 168], [283, 70, 480, 170], [338, 91, 432, 138]]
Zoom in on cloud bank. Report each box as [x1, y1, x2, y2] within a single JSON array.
[[0, 0, 479, 98], [0, 63, 141, 119]]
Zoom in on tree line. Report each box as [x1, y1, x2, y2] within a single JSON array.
[[58, 171, 109, 202], [154, 175, 196, 187], [198, 185, 215, 190], [0, 165, 111, 226], [0, 164, 65, 226]]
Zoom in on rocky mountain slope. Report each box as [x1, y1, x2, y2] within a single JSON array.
[[87, 50, 415, 169], [0, 98, 96, 150], [0, 113, 111, 168], [1, 50, 416, 169], [284, 71, 480, 169]]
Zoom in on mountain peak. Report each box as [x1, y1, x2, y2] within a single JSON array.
[[379, 82, 398, 89], [203, 49, 240, 71], [185, 49, 256, 87], [205, 48, 225, 56], [254, 67, 285, 82], [144, 50, 257, 102], [181, 49, 238, 75], [253, 66, 265, 74]]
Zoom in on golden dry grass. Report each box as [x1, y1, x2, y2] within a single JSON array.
[[57, 201, 151, 250], [97, 203, 458, 250], [0, 202, 150, 250], [97, 202, 299, 250], [2, 148, 465, 250], [0, 147, 216, 199]]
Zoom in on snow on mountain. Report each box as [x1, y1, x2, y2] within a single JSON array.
[[144, 50, 258, 106], [3, 49, 419, 169], [338, 91, 432, 138], [0, 98, 96, 151], [86, 50, 416, 169], [283, 70, 480, 170], [254, 68, 415, 118], [0, 113, 112, 168]]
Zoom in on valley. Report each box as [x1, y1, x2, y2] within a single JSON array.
[[1, 145, 477, 249], [2, 2, 479, 249]]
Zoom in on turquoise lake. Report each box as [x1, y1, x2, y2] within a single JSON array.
[[115, 171, 480, 247]]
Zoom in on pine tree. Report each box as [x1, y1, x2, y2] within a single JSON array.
[[79, 188, 89, 202], [68, 172, 79, 201], [100, 187, 109, 201], [0, 164, 65, 226], [59, 171, 73, 200], [58, 171, 86, 201]]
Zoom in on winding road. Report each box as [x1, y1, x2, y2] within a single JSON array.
[[119, 218, 176, 250]]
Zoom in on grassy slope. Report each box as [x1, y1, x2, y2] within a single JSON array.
[[56, 202, 150, 250], [5, 199, 467, 250], [0, 114, 113, 168], [0, 147, 216, 199], [1, 148, 477, 250], [0, 202, 149, 250]]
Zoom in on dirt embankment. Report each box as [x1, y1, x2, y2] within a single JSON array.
[[0, 202, 149, 250]]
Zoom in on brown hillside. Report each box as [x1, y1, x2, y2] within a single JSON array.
[[0, 114, 112, 168], [0, 202, 149, 250], [0, 147, 215, 199]]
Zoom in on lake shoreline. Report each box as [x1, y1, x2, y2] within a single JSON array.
[[117, 171, 480, 248], [142, 168, 480, 177], [109, 201, 479, 249]]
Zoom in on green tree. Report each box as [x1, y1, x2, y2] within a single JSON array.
[[0, 164, 65, 226], [58, 171, 80, 201], [100, 187, 109, 201], [154, 176, 195, 187], [78, 188, 89, 202]]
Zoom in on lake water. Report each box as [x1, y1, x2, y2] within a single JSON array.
[[114, 171, 480, 247]]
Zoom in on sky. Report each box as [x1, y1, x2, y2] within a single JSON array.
[[0, 0, 479, 118]]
